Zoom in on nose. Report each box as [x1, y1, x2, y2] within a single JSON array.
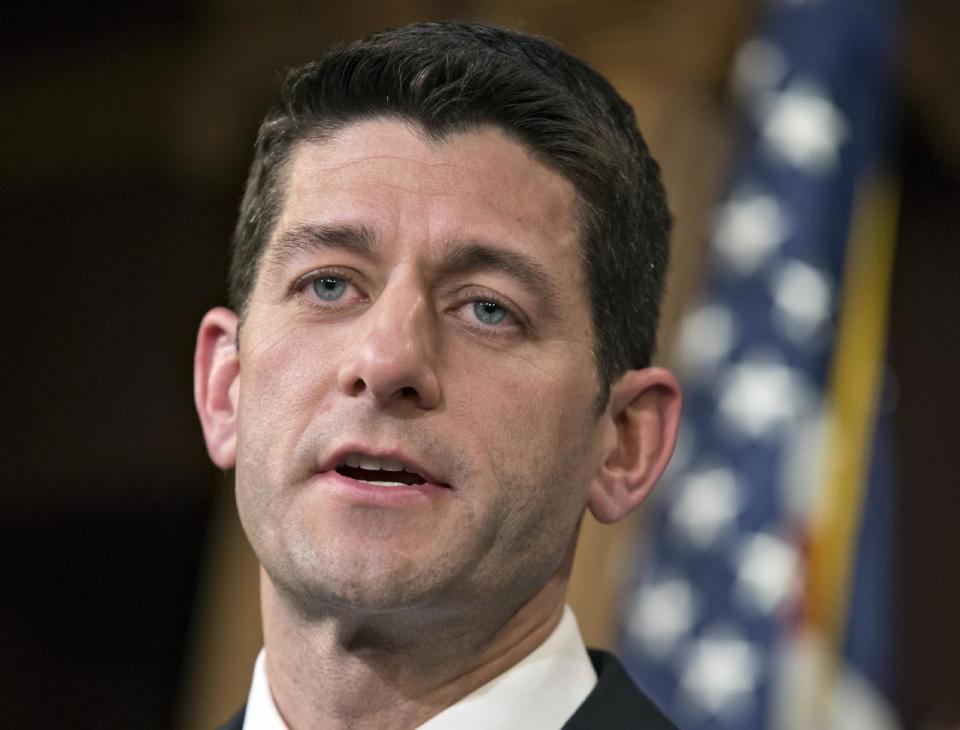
[[336, 280, 441, 410]]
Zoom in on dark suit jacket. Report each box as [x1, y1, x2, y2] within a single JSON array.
[[218, 649, 675, 729], [562, 650, 675, 729]]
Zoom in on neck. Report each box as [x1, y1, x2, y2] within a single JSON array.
[[261, 571, 571, 730]]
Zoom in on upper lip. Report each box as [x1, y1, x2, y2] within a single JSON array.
[[318, 444, 447, 486]]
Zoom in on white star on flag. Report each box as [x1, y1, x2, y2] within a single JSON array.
[[770, 259, 834, 345], [732, 39, 788, 99], [755, 79, 849, 174], [717, 353, 809, 439], [679, 627, 761, 718], [676, 304, 739, 378], [670, 467, 742, 548], [712, 190, 791, 274], [734, 531, 802, 614], [627, 577, 698, 658]]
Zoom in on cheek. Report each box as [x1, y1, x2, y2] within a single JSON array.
[[242, 318, 339, 415], [447, 343, 600, 452], [236, 322, 342, 487], [455, 352, 602, 509]]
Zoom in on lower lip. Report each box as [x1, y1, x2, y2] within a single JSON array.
[[312, 469, 450, 506]]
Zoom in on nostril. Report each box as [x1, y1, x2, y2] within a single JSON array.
[[399, 386, 418, 399]]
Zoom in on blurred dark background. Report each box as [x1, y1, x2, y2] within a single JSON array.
[[2, 2, 958, 728]]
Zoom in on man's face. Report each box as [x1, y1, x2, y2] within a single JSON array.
[[233, 119, 610, 619]]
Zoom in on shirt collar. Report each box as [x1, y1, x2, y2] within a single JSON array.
[[243, 648, 286, 730], [242, 605, 596, 730]]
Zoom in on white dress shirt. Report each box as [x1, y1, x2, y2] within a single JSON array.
[[242, 605, 597, 730]]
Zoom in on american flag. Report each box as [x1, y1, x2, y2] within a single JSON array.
[[618, 0, 899, 727]]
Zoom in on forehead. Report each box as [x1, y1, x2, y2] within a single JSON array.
[[270, 119, 583, 269]]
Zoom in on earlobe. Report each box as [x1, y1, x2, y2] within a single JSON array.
[[587, 367, 681, 524], [194, 307, 241, 469]]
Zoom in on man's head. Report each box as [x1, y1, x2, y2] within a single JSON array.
[[194, 21, 680, 634], [229, 21, 672, 400]]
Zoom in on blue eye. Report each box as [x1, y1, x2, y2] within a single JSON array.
[[473, 300, 507, 325], [313, 276, 347, 301]]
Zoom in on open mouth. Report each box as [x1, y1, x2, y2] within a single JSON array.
[[334, 453, 427, 486]]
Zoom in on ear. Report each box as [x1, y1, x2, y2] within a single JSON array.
[[194, 307, 240, 469], [587, 367, 681, 524]]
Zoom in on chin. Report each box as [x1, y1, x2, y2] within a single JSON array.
[[266, 549, 460, 618]]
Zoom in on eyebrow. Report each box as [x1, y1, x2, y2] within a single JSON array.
[[266, 223, 560, 309], [265, 223, 379, 271], [436, 239, 560, 310]]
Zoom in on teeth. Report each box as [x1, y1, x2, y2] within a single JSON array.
[[359, 454, 381, 470], [381, 459, 404, 472], [340, 453, 411, 473]]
